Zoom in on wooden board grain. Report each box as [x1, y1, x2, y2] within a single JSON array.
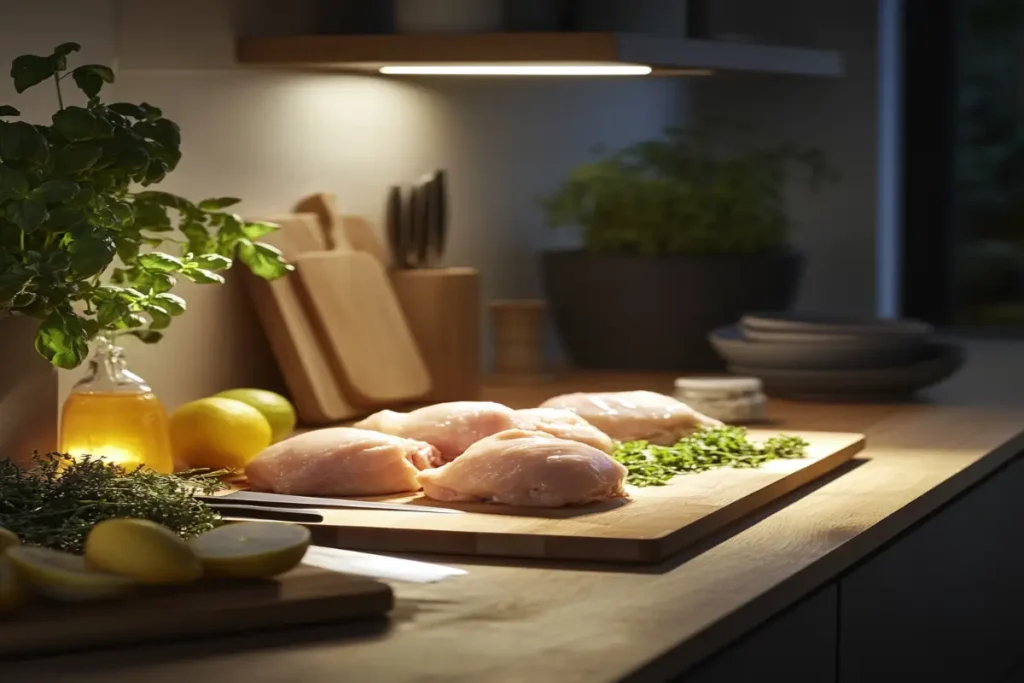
[[0, 566, 393, 659], [310, 430, 865, 563], [295, 251, 432, 405], [243, 214, 359, 423]]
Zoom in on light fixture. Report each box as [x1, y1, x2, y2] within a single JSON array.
[[379, 64, 654, 76]]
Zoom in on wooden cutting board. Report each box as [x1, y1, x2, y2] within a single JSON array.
[[0, 567, 393, 659], [243, 214, 360, 423], [308, 430, 865, 564], [295, 250, 432, 405]]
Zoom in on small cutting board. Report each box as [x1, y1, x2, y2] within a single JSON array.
[[0, 567, 393, 659], [308, 430, 865, 564], [243, 214, 360, 423], [295, 250, 432, 405]]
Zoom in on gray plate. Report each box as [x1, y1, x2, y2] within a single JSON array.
[[709, 325, 924, 370], [741, 312, 934, 338], [728, 342, 964, 402]]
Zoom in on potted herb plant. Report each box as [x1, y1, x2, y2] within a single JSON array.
[[0, 43, 291, 458], [540, 124, 834, 371]]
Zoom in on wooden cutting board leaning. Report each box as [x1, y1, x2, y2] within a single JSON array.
[[242, 214, 360, 423], [0, 567, 393, 658], [305, 430, 865, 564], [293, 193, 431, 406]]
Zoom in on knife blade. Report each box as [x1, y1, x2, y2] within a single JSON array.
[[199, 490, 463, 515]]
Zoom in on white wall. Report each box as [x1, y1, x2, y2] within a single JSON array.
[[104, 0, 685, 408], [690, 0, 880, 316]]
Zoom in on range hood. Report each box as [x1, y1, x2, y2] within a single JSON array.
[[236, 32, 844, 78]]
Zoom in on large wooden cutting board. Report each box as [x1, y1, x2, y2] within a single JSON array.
[[295, 250, 432, 405], [243, 214, 360, 424], [309, 430, 865, 564], [0, 567, 393, 659]]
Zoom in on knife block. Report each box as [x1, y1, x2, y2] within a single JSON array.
[[390, 268, 481, 402]]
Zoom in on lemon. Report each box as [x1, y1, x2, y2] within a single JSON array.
[[214, 388, 297, 443], [0, 527, 19, 553], [0, 557, 27, 612], [85, 519, 202, 585], [6, 545, 134, 602], [169, 397, 272, 470], [190, 522, 310, 579]]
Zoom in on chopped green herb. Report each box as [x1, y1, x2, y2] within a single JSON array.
[[611, 426, 809, 487], [0, 453, 225, 554]]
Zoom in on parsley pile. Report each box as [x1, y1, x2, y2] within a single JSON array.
[[0, 453, 224, 553], [611, 426, 809, 487]]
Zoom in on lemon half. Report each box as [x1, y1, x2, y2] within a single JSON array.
[[6, 545, 134, 602], [85, 519, 202, 585], [0, 527, 19, 553], [190, 522, 310, 579], [0, 557, 27, 612]]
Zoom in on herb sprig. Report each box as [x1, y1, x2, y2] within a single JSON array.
[[0, 453, 224, 553], [611, 426, 809, 487], [1, 43, 292, 369]]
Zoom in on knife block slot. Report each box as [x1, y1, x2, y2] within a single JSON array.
[[390, 268, 481, 402]]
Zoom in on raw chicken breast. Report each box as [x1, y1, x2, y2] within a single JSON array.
[[516, 407, 615, 453], [417, 430, 628, 508], [539, 390, 722, 445], [354, 402, 529, 463], [246, 427, 441, 497]]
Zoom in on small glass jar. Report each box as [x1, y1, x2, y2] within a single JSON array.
[[59, 336, 174, 473], [674, 377, 767, 424]]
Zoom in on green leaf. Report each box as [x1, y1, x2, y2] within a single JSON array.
[[96, 298, 128, 327], [34, 180, 79, 203], [71, 64, 115, 99], [11, 54, 57, 93], [148, 272, 175, 293], [145, 304, 172, 330], [198, 197, 240, 211], [139, 103, 163, 120], [7, 199, 49, 232], [107, 102, 146, 119], [0, 166, 29, 199], [182, 268, 225, 285], [194, 253, 233, 271], [239, 241, 292, 280], [53, 107, 99, 141], [116, 236, 141, 264], [34, 311, 90, 369], [69, 235, 116, 276], [0, 121, 50, 166], [55, 143, 103, 174], [141, 158, 169, 185], [153, 292, 186, 315], [46, 205, 89, 231], [134, 118, 181, 150], [132, 201, 172, 232], [51, 42, 82, 70], [242, 221, 279, 239], [127, 329, 163, 344], [0, 106, 20, 117], [138, 252, 183, 273], [181, 222, 213, 253], [133, 190, 194, 212]]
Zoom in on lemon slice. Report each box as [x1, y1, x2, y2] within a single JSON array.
[[85, 519, 203, 585], [6, 546, 135, 602], [0, 527, 19, 553], [0, 557, 27, 612], [190, 522, 310, 579]]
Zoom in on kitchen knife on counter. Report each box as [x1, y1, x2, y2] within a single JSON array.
[[205, 503, 325, 524], [198, 490, 464, 515]]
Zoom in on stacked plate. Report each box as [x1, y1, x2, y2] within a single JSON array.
[[709, 313, 965, 401]]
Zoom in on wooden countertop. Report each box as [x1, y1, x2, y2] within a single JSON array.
[[10, 339, 1024, 683]]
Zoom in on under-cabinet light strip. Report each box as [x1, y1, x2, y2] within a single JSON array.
[[379, 65, 654, 76]]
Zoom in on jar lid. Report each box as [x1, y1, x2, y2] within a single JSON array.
[[674, 376, 762, 395]]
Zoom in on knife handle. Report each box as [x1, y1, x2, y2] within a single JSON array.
[[208, 503, 324, 524]]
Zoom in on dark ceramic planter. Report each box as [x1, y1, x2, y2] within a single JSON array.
[[541, 249, 806, 371], [0, 315, 58, 466]]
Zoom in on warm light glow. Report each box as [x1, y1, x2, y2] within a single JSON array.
[[63, 444, 142, 468], [379, 64, 654, 76]]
